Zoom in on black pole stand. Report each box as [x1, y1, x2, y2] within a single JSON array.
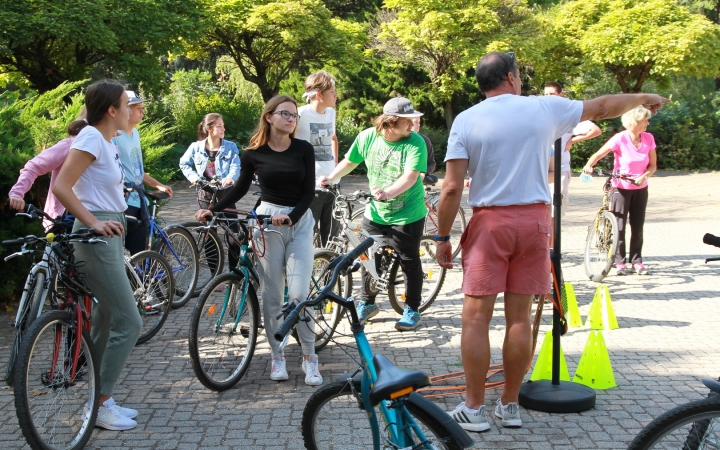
[[518, 138, 596, 413]]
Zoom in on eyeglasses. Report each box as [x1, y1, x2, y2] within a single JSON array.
[[272, 110, 300, 121], [507, 52, 515, 64]]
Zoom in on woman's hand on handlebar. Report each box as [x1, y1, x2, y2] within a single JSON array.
[[91, 219, 124, 238], [271, 214, 292, 226], [221, 177, 235, 188], [157, 184, 174, 197], [196, 209, 213, 222], [634, 174, 648, 186], [8, 196, 25, 212]]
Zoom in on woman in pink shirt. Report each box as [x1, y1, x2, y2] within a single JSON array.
[[8, 119, 86, 230], [583, 106, 657, 276]]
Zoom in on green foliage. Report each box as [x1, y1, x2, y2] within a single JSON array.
[[0, 0, 203, 95], [137, 120, 181, 184], [192, 0, 366, 101]]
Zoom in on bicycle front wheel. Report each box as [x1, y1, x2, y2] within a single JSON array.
[[308, 251, 350, 351], [424, 198, 466, 260], [6, 270, 46, 386], [14, 310, 99, 450], [627, 393, 720, 449], [182, 221, 224, 295], [154, 226, 199, 308], [128, 251, 175, 345], [188, 272, 259, 391], [303, 378, 462, 450], [388, 236, 447, 314], [584, 210, 618, 282]]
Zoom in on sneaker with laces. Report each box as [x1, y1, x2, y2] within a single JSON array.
[[270, 354, 288, 381], [494, 399, 522, 427], [94, 401, 137, 431], [448, 402, 490, 432], [301, 354, 323, 386], [395, 306, 421, 331], [614, 264, 628, 276], [103, 397, 138, 419], [633, 263, 649, 275], [357, 302, 379, 323]]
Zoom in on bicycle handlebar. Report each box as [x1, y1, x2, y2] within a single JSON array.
[[703, 233, 720, 249], [273, 236, 375, 342]]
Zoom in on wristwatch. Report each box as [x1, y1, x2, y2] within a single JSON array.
[[433, 233, 450, 242]]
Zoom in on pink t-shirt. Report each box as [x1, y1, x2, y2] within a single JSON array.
[[607, 131, 656, 190]]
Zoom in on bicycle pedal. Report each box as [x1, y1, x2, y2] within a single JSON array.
[[240, 326, 250, 338]]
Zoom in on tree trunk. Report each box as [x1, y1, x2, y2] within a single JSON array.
[[443, 99, 454, 129]]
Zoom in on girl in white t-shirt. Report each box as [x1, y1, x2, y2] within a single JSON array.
[[53, 81, 142, 431]]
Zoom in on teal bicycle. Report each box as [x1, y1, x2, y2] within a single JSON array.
[[275, 238, 475, 450], [187, 210, 344, 391]]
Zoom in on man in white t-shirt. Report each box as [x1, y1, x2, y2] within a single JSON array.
[[434, 51, 668, 432], [295, 71, 340, 247], [544, 82, 601, 217]]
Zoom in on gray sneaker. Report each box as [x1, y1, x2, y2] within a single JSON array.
[[448, 402, 490, 432], [494, 399, 522, 427]]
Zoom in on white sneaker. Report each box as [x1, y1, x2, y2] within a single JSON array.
[[103, 397, 138, 419], [448, 402, 490, 432], [494, 399, 522, 427], [301, 354, 323, 386], [270, 355, 289, 381], [95, 402, 137, 431]]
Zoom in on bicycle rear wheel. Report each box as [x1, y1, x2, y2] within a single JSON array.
[[6, 270, 46, 386], [128, 251, 174, 345], [154, 226, 199, 308], [188, 272, 259, 391], [14, 310, 99, 450], [303, 378, 462, 449], [626, 393, 720, 449], [388, 236, 447, 314], [424, 198, 466, 260], [182, 221, 224, 295], [584, 210, 618, 282], [308, 251, 350, 351]]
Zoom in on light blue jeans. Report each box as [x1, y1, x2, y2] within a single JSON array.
[[254, 202, 316, 356]]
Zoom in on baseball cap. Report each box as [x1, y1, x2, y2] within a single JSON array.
[[383, 97, 423, 117], [126, 91, 148, 106]]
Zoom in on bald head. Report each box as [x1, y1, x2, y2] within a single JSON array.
[[475, 52, 519, 92]]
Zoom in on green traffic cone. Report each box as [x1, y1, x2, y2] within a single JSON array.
[[572, 330, 617, 389], [530, 331, 570, 381]]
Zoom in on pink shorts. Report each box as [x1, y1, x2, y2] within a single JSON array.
[[461, 204, 551, 296]]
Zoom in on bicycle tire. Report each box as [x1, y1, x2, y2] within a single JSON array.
[[308, 251, 350, 351], [14, 310, 100, 450], [188, 272, 259, 391], [182, 221, 224, 295], [6, 271, 46, 386], [387, 235, 447, 314], [302, 378, 462, 449], [584, 210, 618, 282], [153, 226, 199, 308], [424, 198, 466, 260], [626, 394, 720, 449], [350, 206, 365, 222], [128, 250, 175, 345]]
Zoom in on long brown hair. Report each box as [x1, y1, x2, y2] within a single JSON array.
[[197, 113, 223, 140], [66, 81, 124, 136], [373, 114, 401, 134], [245, 95, 298, 150]]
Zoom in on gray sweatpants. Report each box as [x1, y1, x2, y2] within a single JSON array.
[[72, 212, 142, 396], [254, 202, 316, 356]]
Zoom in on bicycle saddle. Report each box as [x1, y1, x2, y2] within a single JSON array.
[[423, 174, 438, 186], [702, 378, 720, 394], [368, 354, 431, 406], [146, 191, 170, 202]]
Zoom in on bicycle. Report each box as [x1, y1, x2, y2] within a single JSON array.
[[141, 190, 199, 308], [188, 210, 340, 390], [321, 190, 447, 315], [275, 237, 475, 450], [625, 233, 720, 450], [420, 174, 466, 260], [584, 169, 636, 282], [8, 226, 105, 450]]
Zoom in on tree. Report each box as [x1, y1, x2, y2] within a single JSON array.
[[375, 0, 538, 128], [552, 0, 720, 93], [0, 0, 203, 95], [193, 0, 365, 102]]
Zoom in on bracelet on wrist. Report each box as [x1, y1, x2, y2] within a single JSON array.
[[433, 233, 450, 242]]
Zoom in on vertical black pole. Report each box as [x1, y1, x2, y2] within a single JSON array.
[[551, 138, 562, 385]]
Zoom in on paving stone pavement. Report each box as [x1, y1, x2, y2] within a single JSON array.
[[1, 171, 719, 449]]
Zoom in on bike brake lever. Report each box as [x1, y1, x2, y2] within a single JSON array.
[[85, 238, 108, 245]]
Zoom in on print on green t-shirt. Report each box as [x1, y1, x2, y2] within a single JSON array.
[[346, 128, 427, 225]]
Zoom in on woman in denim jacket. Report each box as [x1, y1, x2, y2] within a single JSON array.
[[180, 113, 242, 269]]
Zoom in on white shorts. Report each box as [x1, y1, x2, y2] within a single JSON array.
[[549, 171, 571, 218]]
